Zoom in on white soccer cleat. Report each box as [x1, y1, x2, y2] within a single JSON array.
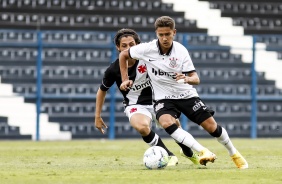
[[198, 148, 217, 166], [231, 151, 248, 169], [167, 155, 179, 166]]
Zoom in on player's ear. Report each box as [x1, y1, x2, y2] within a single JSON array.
[[116, 46, 121, 52], [173, 29, 177, 36]]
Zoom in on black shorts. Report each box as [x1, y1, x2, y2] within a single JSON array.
[[153, 97, 215, 125]]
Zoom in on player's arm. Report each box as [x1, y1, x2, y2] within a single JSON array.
[[175, 71, 200, 85], [119, 49, 133, 91], [94, 88, 108, 134]]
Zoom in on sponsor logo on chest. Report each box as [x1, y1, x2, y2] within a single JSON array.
[[151, 68, 175, 79], [130, 79, 150, 91]]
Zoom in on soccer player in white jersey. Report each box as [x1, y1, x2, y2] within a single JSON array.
[[95, 28, 201, 166], [119, 16, 248, 169]]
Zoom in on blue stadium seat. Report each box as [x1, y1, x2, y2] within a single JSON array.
[[83, 105, 95, 113], [61, 124, 73, 132], [50, 0, 62, 8], [137, 1, 149, 10], [132, 15, 143, 26], [95, 0, 106, 8], [43, 85, 57, 94], [117, 16, 129, 27], [0, 13, 12, 23], [30, 14, 39, 24], [60, 86, 72, 94], [259, 104, 270, 113], [230, 104, 243, 113], [222, 86, 233, 94], [52, 105, 65, 114], [236, 86, 249, 95], [88, 15, 99, 26], [274, 104, 282, 112], [188, 35, 219, 45], [207, 86, 218, 94], [216, 105, 228, 113], [68, 106, 80, 114], [109, 0, 119, 9]]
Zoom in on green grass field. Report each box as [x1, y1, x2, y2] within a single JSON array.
[[0, 138, 281, 184]]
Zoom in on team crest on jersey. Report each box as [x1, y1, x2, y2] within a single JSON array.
[[138, 64, 147, 74], [130, 108, 137, 113], [169, 57, 179, 68], [154, 103, 164, 112]]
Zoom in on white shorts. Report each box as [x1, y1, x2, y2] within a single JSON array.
[[124, 105, 161, 128]]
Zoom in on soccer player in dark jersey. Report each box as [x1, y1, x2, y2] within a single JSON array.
[[119, 17, 248, 169], [94, 28, 201, 166]]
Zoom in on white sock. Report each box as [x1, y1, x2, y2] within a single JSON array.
[[217, 127, 237, 156], [148, 133, 159, 147], [170, 128, 205, 152]]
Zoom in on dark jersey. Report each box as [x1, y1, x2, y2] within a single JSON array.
[[100, 59, 153, 106]]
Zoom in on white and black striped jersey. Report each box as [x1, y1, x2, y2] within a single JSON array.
[[100, 59, 153, 106], [128, 39, 199, 101]]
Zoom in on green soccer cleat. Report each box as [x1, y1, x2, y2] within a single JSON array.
[[180, 149, 200, 165], [167, 155, 179, 166], [198, 148, 217, 166], [231, 151, 248, 169]]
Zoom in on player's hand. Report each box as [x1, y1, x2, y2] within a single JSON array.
[[95, 117, 108, 134], [175, 73, 185, 80], [120, 80, 133, 91], [175, 73, 186, 84]]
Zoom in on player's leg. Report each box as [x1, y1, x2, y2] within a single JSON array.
[[173, 118, 199, 165], [154, 100, 216, 166], [201, 117, 248, 169], [149, 106, 199, 165], [130, 112, 179, 166], [174, 118, 196, 159], [158, 114, 216, 166], [129, 113, 171, 151], [182, 97, 248, 169], [125, 105, 178, 165]]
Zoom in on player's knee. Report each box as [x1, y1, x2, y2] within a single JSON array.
[[158, 115, 174, 129], [200, 117, 218, 133], [130, 119, 149, 133], [136, 124, 151, 135]]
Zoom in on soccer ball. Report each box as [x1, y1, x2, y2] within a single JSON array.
[[143, 146, 169, 169]]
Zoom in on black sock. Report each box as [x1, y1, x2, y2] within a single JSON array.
[[142, 130, 155, 143], [177, 142, 193, 157], [209, 125, 222, 137], [165, 123, 178, 135], [142, 130, 174, 156]]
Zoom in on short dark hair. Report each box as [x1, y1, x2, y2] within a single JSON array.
[[114, 28, 141, 46], [154, 16, 175, 30]]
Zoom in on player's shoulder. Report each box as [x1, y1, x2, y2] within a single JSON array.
[[130, 40, 157, 54], [173, 41, 189, 54], [105, 59, 119, 72], [137, 39, 157, 48], [173, 41, 187, 49], [137, 59, 146, 65]]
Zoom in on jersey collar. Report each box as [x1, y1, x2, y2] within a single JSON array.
[[157, 39, 173, 56]]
